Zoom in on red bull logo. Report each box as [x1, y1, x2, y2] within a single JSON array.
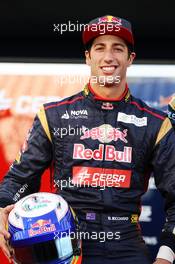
[[98, 16, 122, 25], [80, 124, 128, 143], [101, 102, 114, 110], [31, 219, 51, 229], [73, 144, 132, 163], [29, 219, 56, 237]]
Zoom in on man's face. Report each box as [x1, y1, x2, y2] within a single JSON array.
[[85, 35, 135, 87]]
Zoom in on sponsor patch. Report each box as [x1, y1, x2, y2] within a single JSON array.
[[117, 112, 147, 127], [29, 224, 56, 237], [130, 214, 139, 223], [72, 166, 132, 188], [101, 102, 114, 110], [98, 15, 122, 26], [108, 216, 129, 221], [73, 144, 132, 163], [61, 110, 69, 119], [61, 109, 88, 119], [80, 124, 128, 143], [86, 212, 96, 220], [28, 219, 56, 237]]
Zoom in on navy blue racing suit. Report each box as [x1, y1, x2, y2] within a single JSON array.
[[1, 83, 175, 263]]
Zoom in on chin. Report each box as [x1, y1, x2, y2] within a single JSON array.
[[99, 81, 119, 88], [98, 75, 121, 88], [99, 82, 117, 88]]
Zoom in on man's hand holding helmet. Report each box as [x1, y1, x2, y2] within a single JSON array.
[[0, 205, 15, 262]]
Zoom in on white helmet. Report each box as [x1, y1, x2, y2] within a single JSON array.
[[8, 192, 82, 264]]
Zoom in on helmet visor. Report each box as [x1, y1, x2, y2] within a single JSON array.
[[12, 236, 79, 264]]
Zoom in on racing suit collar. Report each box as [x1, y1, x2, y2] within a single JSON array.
[[87, 81, 130, 102], [83, 83, 131, 110]]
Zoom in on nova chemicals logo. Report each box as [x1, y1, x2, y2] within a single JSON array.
[[61, 109, 88, 119]]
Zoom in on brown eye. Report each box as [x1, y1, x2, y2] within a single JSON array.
[[114, 47, 123, 52], [95, 46, 103, 51]]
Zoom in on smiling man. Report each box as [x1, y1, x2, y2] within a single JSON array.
[[85, 34, 135, 97], [0, 15, 175, 264]]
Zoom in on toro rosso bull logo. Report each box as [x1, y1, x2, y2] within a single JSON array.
[[98, 16, 122, 26], [80, 124, 128, 144], [75, 125, 132, 163]]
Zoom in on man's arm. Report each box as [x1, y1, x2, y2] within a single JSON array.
[[151, 117, 175, 263], [0, 106, 53, 207], [167, 96, 175, 128], [152, 97, 175, 264], [0, 106, 53, 259]]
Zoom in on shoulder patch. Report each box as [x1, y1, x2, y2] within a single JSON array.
[[155, 117, 172, 145], [37, 105, 52, 142]]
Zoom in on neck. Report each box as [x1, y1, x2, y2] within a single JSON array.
[[89, 78, 126, 99]]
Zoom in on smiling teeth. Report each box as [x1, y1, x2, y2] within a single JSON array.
[[102, 67, 115, 71]]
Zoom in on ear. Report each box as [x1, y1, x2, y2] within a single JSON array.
[[128, 52, 136, 67], [85, 50, 91, 66]]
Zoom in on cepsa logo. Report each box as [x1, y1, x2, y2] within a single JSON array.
[[72, 166, 131, 189], [80, 124, 128, 144]]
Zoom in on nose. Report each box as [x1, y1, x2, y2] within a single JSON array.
[[103, 50, 114, 64]]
